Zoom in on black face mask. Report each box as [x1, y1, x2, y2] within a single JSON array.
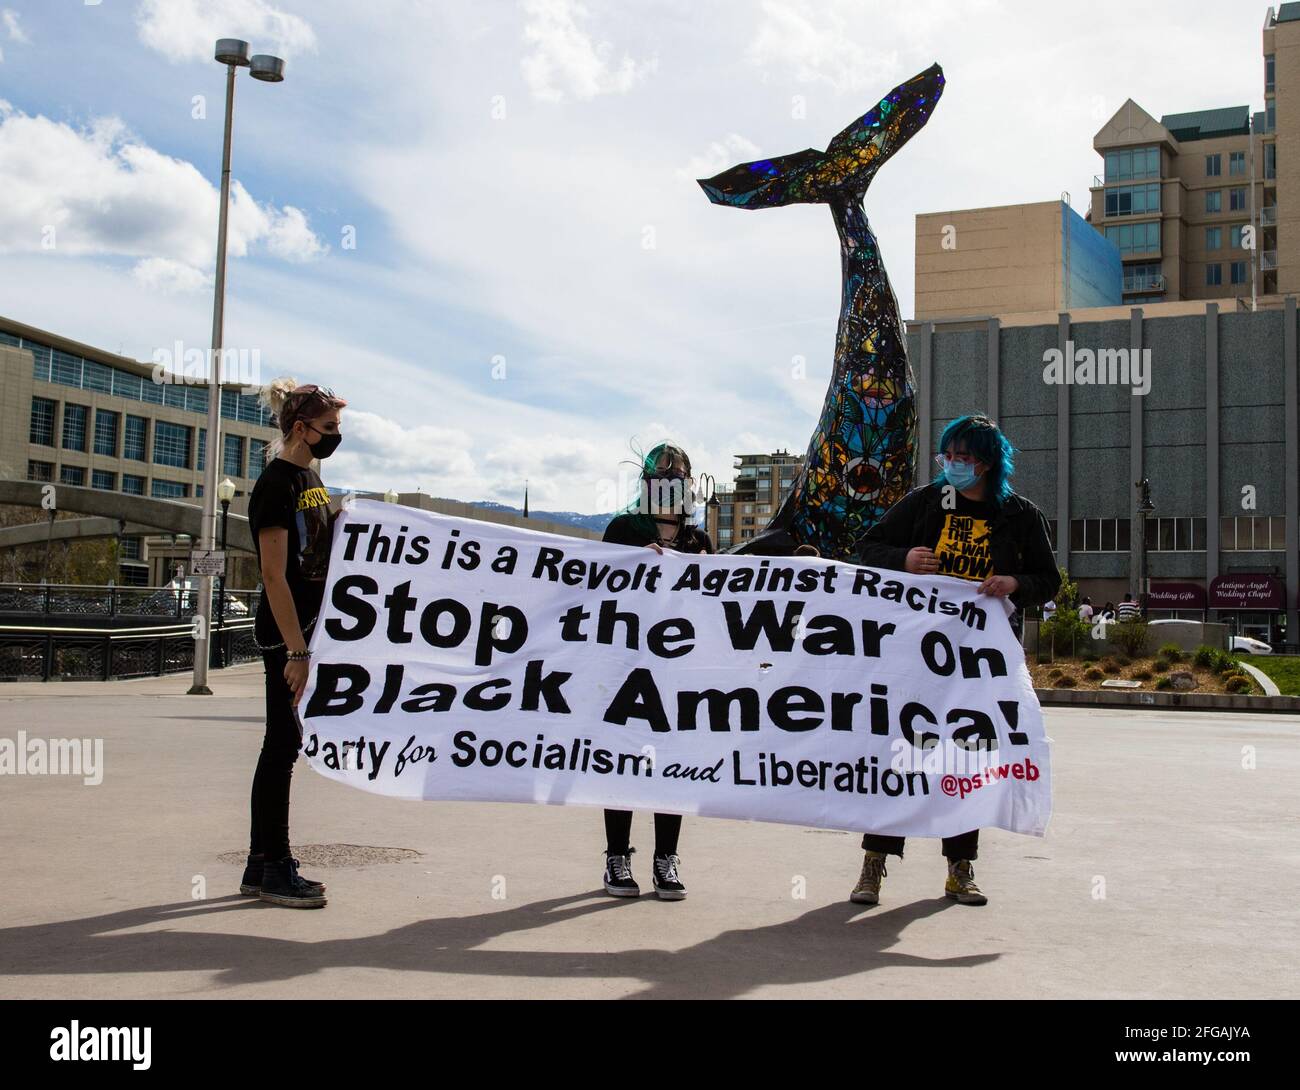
[[306, 428, 342, 459]]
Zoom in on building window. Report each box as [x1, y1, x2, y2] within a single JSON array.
[[124, 415, 148, 461], [1231, 260, 1248, 285], [1122, 262, 1162, 291], [60, 464, 85, 487], [1206, 154, 1221, 177], [223, 434, 246, 477], [1205, 226, 1221, 250], [1104, 146, 1159, 182], [1205, 190, 1222, 213], [1206, 263, 1223, 286], [1267, 101, 1276, 132], [1265, 142, 1277, 179], [1104, 220, 1160, 255], [1069, 518, 1131, 553], [122, 474, 145, 496], [27, 460, 54, 482], [30, 396, 56, 445], [94, 409, 120, 457], [1104, 183, 1160, 217], [249, 438, 269, 476], [62, 404, 88, 451], [1267, 53, 1275, 92], [1221, 515, 1284, 551], [152, 420, 192, 468], [119, 536, 142, 560], [1143, 516, 1206, 552], [197, 428, 206, 473], [1229, 188, 1248, 212], [1230, 224, 1248, 249], [91, 469, 116, 491], [151, 479, 188, 499], [1229, 151, 1246, 175]]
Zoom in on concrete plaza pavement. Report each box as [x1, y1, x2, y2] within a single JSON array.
[[1, 664, 1297, 1000]]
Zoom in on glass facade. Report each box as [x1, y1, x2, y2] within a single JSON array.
[[1122, 262, 1162, 291], [249, 438, 269, 476], [1104, 146, 1158, 181], [152, 420, 192, 469], [124, 415, 148, 461], [91, 469, 116, 491], [94, 409, 119, 457], [224, 433, 245, 477], [0, 327, 273, 425], [27, 460, 53, 482], [151, 479, 187, 499], [30, 396, 56, 445], [1104, 183, 1160, 217], [60, 465, 85, 487], [62, 404, 88, 452], [122, 474, 145, 496], [1104, 221, 1160, 255]]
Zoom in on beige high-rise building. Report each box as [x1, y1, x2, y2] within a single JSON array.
[[728, 450, 803, 547]]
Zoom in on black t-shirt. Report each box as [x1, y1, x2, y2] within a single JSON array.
[[248, 457, 334, 646], [929, 492, 995, 582], [603, 513, 713, 554]]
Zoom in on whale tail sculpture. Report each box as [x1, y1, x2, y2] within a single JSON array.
[[699, 63, 944, 560]]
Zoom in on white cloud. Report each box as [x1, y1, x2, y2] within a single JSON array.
[[135, 0, 317, 63], [746, 0, 896, 93], [675, 133, 761, 182], [2, 9, 27, 44], [265, 205, 329, 262], [131, 256, 213, 294], [0, 103, 328, 286], [521, 0, 657, 102]]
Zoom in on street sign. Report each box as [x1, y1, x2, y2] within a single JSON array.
[[189, 549, 227, 577]]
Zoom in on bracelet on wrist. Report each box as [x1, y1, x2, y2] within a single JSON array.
[[286, 649, 311, 661]]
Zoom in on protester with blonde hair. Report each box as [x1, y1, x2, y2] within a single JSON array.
[[238, 379, 346, 909]]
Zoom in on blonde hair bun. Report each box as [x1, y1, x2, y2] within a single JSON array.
[[259, 376, 300, 417]]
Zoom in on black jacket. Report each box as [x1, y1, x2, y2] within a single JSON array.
[[856, 483, 1060, 612]]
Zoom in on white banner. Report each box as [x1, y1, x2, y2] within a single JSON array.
[[300, 500, 1052, 837]]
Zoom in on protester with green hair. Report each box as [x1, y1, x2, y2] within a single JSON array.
[[600, 442, 713, 900]]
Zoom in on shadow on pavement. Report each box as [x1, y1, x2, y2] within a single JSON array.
[[0, 891, 998, 998]]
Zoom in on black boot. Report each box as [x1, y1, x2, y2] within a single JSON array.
[[240, 853, 325, 897], [259, 856, 328, 908]]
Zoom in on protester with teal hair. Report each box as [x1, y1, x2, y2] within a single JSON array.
[[599, 442, 713, 900], [848, 413, 1059, 907]]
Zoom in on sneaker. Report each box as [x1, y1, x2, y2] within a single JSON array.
[[258, 856, 328, 909], [240, 853, 325, 897], [603, 848, 640, 897], [945, 859, 988, 905], [651, 853, 687, 900], [850, 850, 888, 905]]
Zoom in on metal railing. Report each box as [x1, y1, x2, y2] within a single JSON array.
[[1261, 250, 1279, 271], [1260, 205, 1278, 226], [0, 619, 259, 681], [0, 582, 261, 620]]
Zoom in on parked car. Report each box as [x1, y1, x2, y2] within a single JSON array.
[[1229, 635, 1273, 655]]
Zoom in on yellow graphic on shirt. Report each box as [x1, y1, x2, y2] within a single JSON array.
[[934, 514, 993, 581], [297, 486, 331, 512]]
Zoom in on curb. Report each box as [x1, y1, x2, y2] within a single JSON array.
[[1033, 687, 1300, 713]]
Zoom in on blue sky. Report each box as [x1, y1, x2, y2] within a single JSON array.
[[0, 0, 1268, 511]]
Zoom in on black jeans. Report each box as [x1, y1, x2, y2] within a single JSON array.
[[861, 830, 979, 860], [249, 647, 303, 861], [604, 810, 681, 856]]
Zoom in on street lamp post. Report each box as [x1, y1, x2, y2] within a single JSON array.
[[216, 477, 236, 668], [190, 39, 285, 695], [1135, 478, 1155, 615]]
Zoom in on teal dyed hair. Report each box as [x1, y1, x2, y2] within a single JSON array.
[[620, 441, 694, 519], [930, 414, 1016, 507]]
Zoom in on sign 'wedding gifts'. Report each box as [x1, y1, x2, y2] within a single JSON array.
[[301, 500, 1052, 837]]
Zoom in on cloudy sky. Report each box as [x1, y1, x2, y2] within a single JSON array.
[[0, 0, 1267, 511]]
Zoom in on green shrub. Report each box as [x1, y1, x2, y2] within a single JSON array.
[[1154, 654, 1172, 672], [1084, 667, 1105, 681], [1157, 643, 1184, 662], [1109, 618, 1150, 658], [1225, 676, 1252, 694], [1041, 607, 1090, 657], [1155, 675, 1173, 690], [1053, 675, 1077, 688], [1192, 645, 1217, 668]]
